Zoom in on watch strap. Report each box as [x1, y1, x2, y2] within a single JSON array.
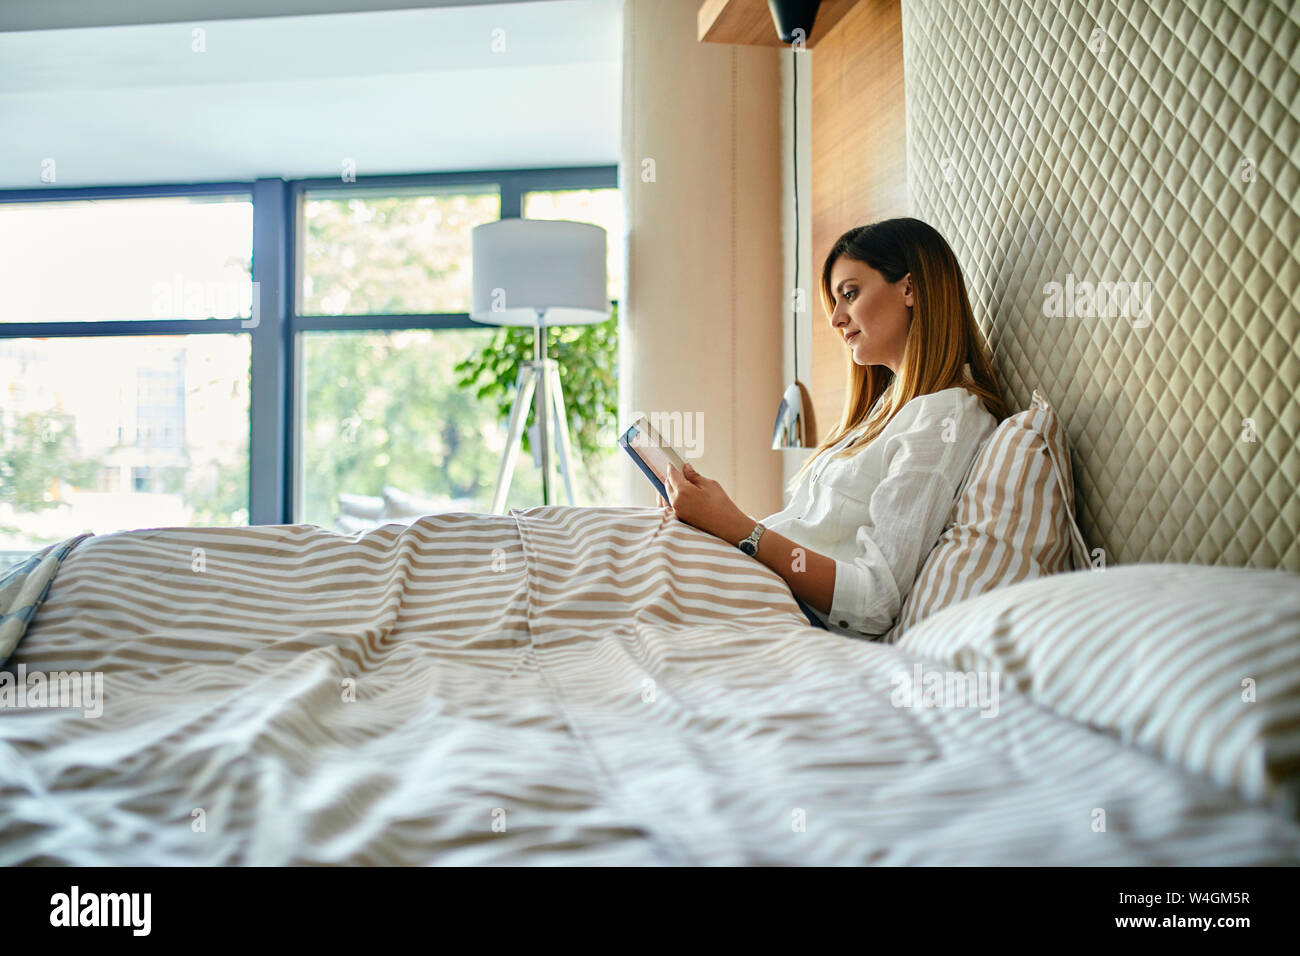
[[739, 521, 766, 554]]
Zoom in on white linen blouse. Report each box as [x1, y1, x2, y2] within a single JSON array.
[[760, 368, 998, 638]]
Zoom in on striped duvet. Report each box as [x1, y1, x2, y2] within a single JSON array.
[[2, 505, 1299, 865]]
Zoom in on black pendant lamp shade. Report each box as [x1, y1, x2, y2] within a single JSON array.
[[767, 0, 823, 44]]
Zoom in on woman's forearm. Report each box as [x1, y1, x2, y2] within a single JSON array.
[[719, 518, 837, 615]]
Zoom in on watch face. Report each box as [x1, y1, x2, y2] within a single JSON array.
[[740, 540, 756, 556]]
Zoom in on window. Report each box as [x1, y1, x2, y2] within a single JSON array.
[[300, 186, 500, 316], [0, 195, 253, 323], [298, 328, 549, 528], [0, 191, 254, 570], [0, 335, 250, 556], [0, 168, 618, 571], [290, 170, 619, 530], [93, 467, 119, 494]]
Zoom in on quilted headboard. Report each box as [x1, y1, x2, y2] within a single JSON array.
[[900, 0, 1299, 571]]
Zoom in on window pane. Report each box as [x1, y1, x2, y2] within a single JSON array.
[[298, 329, 620, 529], [523, 188, 623, 301], [0, 195, 253, 323], [0, 335, 250, 570], [299, 186, 500, 316]]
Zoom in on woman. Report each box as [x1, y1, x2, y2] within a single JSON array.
[[662, 217, 1011, 639]]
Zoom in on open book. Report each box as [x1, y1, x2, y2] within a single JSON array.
[[618, 414, 688, 502]]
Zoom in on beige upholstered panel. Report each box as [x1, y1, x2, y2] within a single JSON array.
[[900, 0, 1299, 571]]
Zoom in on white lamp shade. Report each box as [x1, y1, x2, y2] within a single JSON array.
[[470, 218, 609, 327]]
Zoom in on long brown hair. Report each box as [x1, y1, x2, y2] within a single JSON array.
[[789, 217, 1010, 493]]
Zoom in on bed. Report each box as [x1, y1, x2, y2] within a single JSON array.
[[2, 506, 1299, 865], [4, 0, 1299, 866]]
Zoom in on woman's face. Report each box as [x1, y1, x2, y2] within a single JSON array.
[[827, 257, 912, 373]]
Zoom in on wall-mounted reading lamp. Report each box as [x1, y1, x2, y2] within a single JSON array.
[[769, 0, 823, 450]]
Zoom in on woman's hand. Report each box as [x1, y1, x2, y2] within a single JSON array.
[[663, 461, 754, 545]]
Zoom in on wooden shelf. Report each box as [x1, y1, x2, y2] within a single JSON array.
[[698, 0, 857, 49]]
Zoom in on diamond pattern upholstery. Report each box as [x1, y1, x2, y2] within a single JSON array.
[[900, 0, 1299, 570]]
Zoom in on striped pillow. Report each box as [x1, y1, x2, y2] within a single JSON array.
[[895, 563, 1300, 817], [881, 389, 1089, 643]]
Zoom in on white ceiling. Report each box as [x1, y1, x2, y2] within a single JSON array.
[[0, 0, 622, 188], [0, 0, 543, 32]]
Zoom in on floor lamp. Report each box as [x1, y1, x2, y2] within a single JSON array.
[[470, 218, 609, 513]]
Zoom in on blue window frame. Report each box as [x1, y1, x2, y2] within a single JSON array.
[[0, 165, 618, 528]]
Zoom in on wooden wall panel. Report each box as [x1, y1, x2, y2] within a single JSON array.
[[809, 0, 908, 443]]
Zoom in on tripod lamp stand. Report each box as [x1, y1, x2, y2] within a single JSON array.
[[469, 218, 609, 513]]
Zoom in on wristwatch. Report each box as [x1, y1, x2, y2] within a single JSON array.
[[738, 521, 766, 556]]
